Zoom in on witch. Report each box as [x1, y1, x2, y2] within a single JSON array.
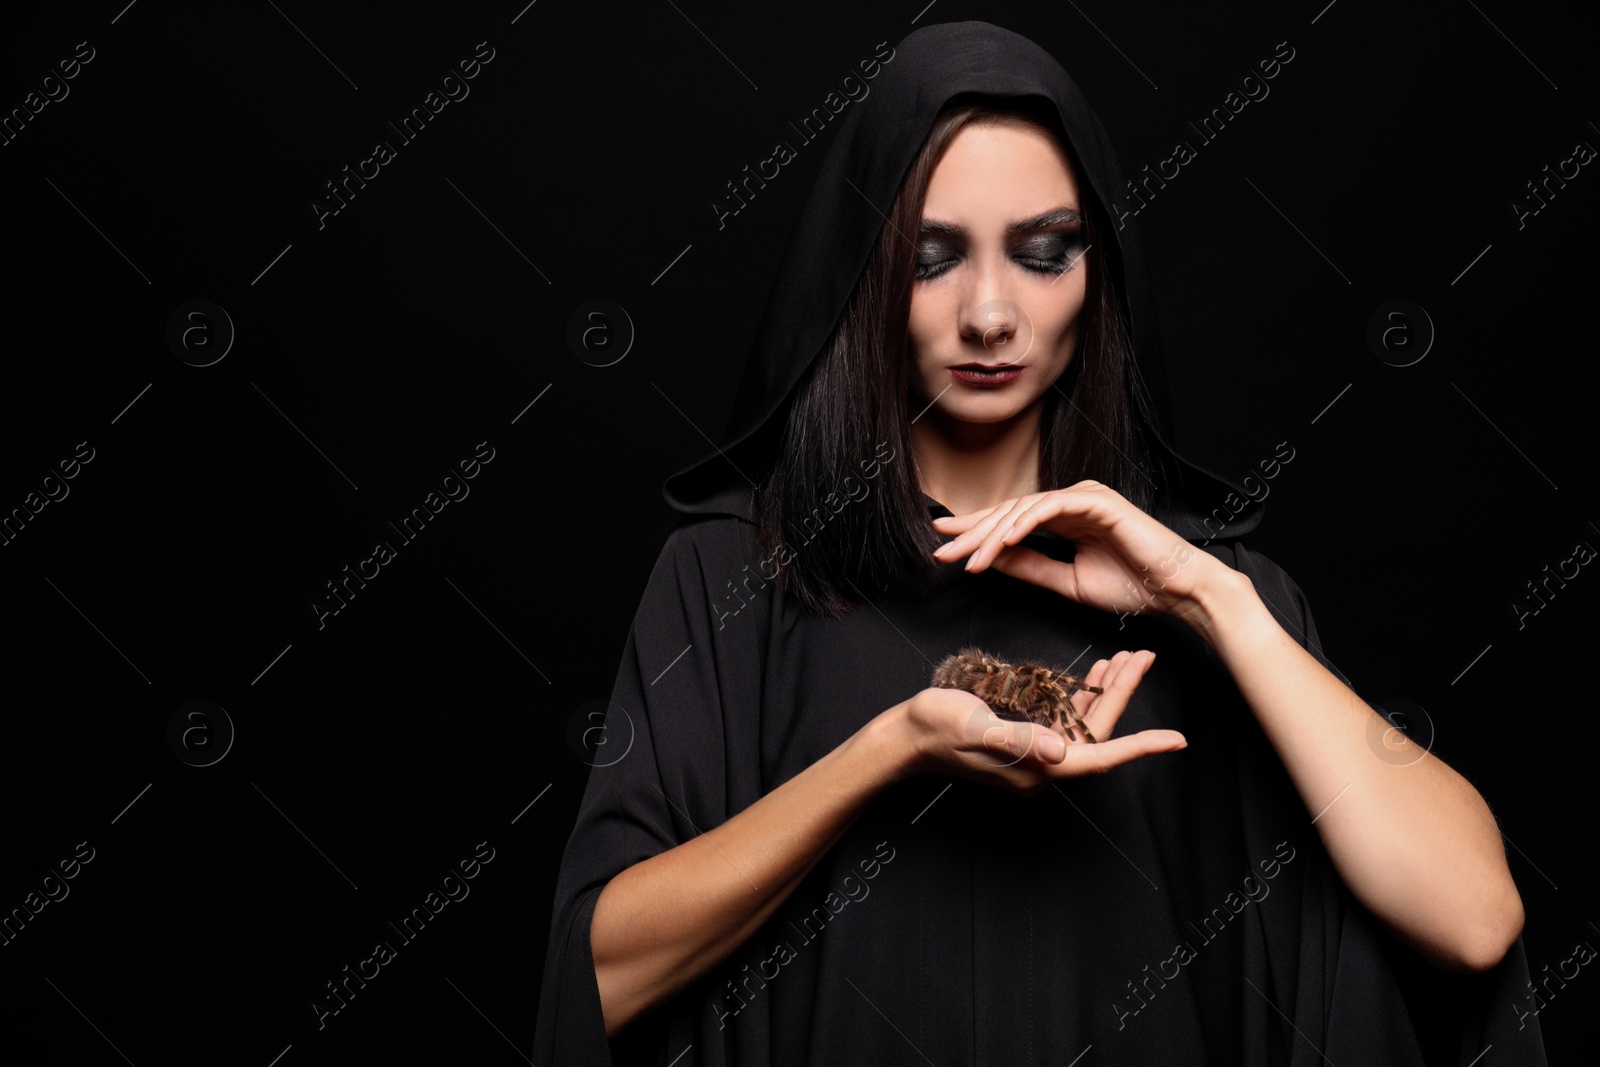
[[535, 20, 1545, 1066]]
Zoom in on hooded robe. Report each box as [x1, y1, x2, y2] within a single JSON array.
[[534, 20, 1548, 1066]]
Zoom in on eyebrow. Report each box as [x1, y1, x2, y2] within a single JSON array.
[[918, 206, 1083, 237]]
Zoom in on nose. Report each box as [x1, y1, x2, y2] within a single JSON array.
[[960, 297, 1024, 362], [957, 255, 1022, 359]]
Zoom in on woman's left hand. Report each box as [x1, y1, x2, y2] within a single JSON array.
[[930, 480, 1234, 630]]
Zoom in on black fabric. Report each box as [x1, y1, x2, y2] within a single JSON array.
[[534, 19, 1548, 1066], [533, 509, 1547, 1065]]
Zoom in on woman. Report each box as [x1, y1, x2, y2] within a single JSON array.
[[535, 20, 1545, 1065]]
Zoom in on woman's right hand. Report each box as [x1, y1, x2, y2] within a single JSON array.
[[885, 650, 1186, 795]]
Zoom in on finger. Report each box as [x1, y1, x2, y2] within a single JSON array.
[[992, 494, 1060, 545], [1079, 650, 1155, 739], [1067, 651, 1128, 733], [1068, 654, 1119, 717], [1014, 719, 1083, 766], [1002, 489, 1125, 547], [966, 712, 1048, 769], [929, 503, 1001, 536], [961, 497, 1046, 572], [1086, 653, 1124, 688], [1092, 649, 1134, 691], [934, 505, 1014, 565], [933, 497, 1033, 567], [1049, 728, 1187, 775], [1094, 649, 1149, 707]]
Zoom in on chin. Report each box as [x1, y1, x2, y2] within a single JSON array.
[[938, 395, 1038, 424]]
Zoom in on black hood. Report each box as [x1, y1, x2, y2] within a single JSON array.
[[661, 18, 1263, 543]]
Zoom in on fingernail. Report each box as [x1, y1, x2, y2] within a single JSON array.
[[1038, 734, 1065, 761]]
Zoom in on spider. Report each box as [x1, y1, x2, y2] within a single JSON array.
[[931, 645, 1105, 743]]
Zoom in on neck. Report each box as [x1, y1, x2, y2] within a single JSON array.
[[910, 397, 1045, 516]]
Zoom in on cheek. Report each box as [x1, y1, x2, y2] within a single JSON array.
[[906, 296, 941, 369], [1036, 286, 1087, 348]]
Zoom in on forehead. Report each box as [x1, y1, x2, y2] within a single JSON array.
[[922, 121, 1081, 218]]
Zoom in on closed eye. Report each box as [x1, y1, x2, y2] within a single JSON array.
[[915, 232, 1085, 281]]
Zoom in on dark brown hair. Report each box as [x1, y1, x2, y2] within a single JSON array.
[[753, 94, 1165, 619]]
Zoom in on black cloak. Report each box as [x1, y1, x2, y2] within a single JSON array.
[[534, 20, 1548, 1066]]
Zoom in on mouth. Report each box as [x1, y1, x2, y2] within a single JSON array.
[[948, 362, 1024, 385]]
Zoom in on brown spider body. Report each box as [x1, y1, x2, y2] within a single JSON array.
[[930, 646, 1105, 743]]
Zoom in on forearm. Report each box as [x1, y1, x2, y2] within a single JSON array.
[[1188, 568, 1523, 972], [592, 706, 911, 1037]]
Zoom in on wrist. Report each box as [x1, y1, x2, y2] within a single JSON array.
[[1175, 560, 1264, 648], [859, 701, 924, 786]]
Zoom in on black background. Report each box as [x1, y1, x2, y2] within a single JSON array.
[[1, 0, 1594, 1063]]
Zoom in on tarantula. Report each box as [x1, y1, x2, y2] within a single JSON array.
[[930, 646, 1105, 743]]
